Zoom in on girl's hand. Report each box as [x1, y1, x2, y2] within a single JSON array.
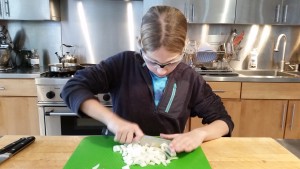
[[160, 130, 206, 153], [107, 117, 144, 144]]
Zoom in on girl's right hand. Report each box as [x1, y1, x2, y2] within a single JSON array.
[[107, 117, 144, 144]]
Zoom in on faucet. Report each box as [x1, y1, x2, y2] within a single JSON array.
[[274, 34, 287, 72]]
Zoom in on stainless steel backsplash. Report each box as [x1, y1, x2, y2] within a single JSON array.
[[4, 0, 300, 70]]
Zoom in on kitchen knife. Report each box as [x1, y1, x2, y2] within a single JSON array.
[[0, 137, 27, 154], [0, 136, 35, 164], [139, 135, 171, 147], [139, 135, 176, 157]]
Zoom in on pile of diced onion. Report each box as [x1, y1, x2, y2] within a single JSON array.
[[113, 143, 178, 169]]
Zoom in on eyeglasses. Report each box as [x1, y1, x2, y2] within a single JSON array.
[[141, 49, 183, 69]]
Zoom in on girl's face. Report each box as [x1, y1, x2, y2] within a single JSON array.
[[142, 47, 183, 77]]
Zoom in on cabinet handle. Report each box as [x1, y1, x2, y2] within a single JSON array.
[[282, 5, 288, 23], [4, 0, 9, 17], [275, 4, 281, 23], [290, 103, 296, 130], [212, 90, 226, 93], [190, 3, 194, 23], [184, 1, 188, 22], [281, 103, 287, 130], [0, 87, 5, 90], [0, 1, 2, 17]]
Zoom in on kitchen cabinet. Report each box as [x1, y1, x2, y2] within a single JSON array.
[[235, 0, 300, 25], [240, 82, 300, 138], [239, 99, 287, 138], [0, 0, 60, 21], [0, 79, 39, 135], [143, 0, 236, 24], [143, 0, 187, 18], [190, 82, 241, 137]]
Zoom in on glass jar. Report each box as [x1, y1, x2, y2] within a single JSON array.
[[30, 49, 40, 68]]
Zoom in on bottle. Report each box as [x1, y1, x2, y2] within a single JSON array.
[[248, 48, 258, 70], [30, 49, 40, 69]]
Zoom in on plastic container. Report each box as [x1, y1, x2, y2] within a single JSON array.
[[248, 48, 258, 70]]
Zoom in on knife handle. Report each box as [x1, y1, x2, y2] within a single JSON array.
[[0, 137, 27, 154], [7, 136, 35, 155]]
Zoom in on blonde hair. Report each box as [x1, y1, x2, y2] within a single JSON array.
[[139, 6, 187, 54]]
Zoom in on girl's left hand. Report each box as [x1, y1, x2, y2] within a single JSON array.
[[160, 130, 206, 153]]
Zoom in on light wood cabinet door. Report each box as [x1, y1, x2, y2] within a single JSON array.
[[0, 97, 39, 135], [0, 78, 39, 135], [239, 100, 287, 138], [284, 100, 300, 139], [241, 83, 300, 99], [207, 82, 241, 99], [222, 99, 241, 137], [190, 99, 241, 137], [0, 79, 37, 96]]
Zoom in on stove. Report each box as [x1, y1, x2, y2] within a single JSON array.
[[35, 70, 112, 136], [36, 71, 112, 105]]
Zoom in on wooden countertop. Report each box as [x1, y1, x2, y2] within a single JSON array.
[[0, 136, 300, 169]]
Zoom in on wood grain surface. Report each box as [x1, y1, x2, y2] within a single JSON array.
[[0, 136, 299, 169]]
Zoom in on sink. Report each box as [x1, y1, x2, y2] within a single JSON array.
[[235, 70, 299, 77], [195, 69, 239, 76], [276, 139, 300, 159]]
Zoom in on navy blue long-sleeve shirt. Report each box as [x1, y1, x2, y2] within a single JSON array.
[[61, 51, 234, 136]]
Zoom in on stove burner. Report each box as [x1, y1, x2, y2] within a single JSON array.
[[40, 71, 76, 78]]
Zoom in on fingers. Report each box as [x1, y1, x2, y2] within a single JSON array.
[[114, 123, 144, 144], [166, 132, 205, 153], [159, 133, 178, 140], [171, 138, 199, 152], [132, 128, 144, 142]]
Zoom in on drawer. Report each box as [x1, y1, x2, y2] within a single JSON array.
[[0, 79, 37, 96], [241, 82, 300, 99], [207, 82, 241, 99]]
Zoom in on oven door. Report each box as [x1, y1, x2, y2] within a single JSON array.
[[40, 106, 108, 136]]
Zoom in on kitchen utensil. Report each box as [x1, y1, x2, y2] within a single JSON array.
[[55, 44, 77, 64], [196, 51, 217, 63], [139, 135, 176, 157], [233, 31, 244, 47], [64, 136, 211, 169], [0, 137, 26, 154], [48, 63, 81, 73], [0, 136, 35, 164], [15, 49, 32, 68], [139, 135, 170, 147]]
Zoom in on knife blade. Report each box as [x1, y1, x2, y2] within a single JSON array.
[[0, 136, 35, 164], [0, 137, 27, 154], [139, 135, 176, 157], [139, 135, 171, 147]]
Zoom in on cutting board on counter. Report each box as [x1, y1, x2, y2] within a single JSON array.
[[64, 136, 211, 169]]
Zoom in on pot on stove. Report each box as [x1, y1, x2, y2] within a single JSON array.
[[48, 63, 81, 73]]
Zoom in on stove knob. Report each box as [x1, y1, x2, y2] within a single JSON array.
[[46, 91, 55, 99], [103, 94, 111, 101]]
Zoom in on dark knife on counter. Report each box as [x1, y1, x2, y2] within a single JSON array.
[[0, 136, 35, 164], [0, 137, 27, 154]]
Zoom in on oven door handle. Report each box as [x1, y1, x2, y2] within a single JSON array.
[[45, 111, 78, 117]]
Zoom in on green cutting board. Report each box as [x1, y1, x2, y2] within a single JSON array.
[[64, 136, 211, 169]]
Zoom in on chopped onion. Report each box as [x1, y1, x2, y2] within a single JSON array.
[[113, 143, 178, 169]]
